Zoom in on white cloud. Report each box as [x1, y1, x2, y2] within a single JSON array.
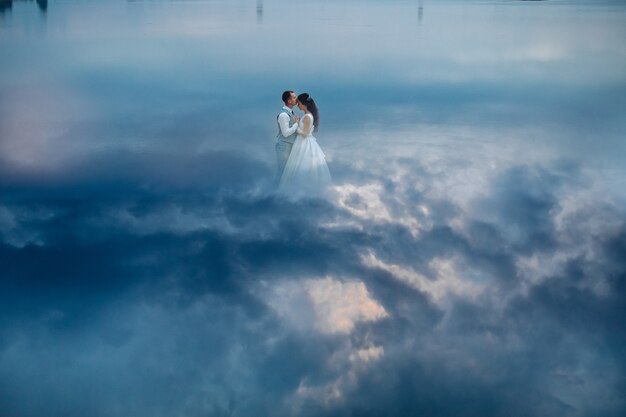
[[333, 182, 423, 236], [361, 251, 487, 309], [263, 277, 388, 335], [263, 277, 388, 409], [304, 278, 389, 335], [291, 340, 385, 410], [349, 344, 384, 364]]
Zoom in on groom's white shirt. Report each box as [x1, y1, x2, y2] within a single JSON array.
[[278, 106, 298, 138]]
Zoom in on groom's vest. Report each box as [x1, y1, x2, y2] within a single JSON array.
[[276, 108, 298, 144]]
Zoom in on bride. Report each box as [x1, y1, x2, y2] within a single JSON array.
[[278, 93, 332, 196]]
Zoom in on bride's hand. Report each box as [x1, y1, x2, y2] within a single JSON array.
[[293, 116, 300, 123]]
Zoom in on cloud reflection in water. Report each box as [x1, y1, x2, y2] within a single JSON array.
[[1, 1, 625, 416]]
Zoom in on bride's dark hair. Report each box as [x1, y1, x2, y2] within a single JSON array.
[[297, 93, 319, 132]]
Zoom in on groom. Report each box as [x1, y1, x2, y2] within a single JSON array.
[[275, 90, 299, 180]]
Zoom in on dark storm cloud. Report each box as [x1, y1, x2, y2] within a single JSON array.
[[322, 162, 625, 417], [470, 165, 567, 252], [0, 157, 339, 416], [2, 143, 625, 417]]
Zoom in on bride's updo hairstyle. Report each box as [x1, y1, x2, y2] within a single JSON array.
[[297, 93, 319, 132]]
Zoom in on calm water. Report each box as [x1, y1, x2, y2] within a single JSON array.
[[1, 1, 626, 416], [2, 0, 625, 186]]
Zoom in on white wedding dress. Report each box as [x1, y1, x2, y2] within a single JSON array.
[[278, 113, 332, 197]]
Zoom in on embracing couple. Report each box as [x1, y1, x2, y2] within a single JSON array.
[[275, 91, 332, 196]]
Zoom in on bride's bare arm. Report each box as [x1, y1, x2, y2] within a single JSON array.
[[297, 114, 312, 136]]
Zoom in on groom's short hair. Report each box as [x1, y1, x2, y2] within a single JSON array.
[[282, 90, 294, 104]]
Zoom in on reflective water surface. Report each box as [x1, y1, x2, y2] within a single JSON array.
[[1, 1, 625, 416]]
